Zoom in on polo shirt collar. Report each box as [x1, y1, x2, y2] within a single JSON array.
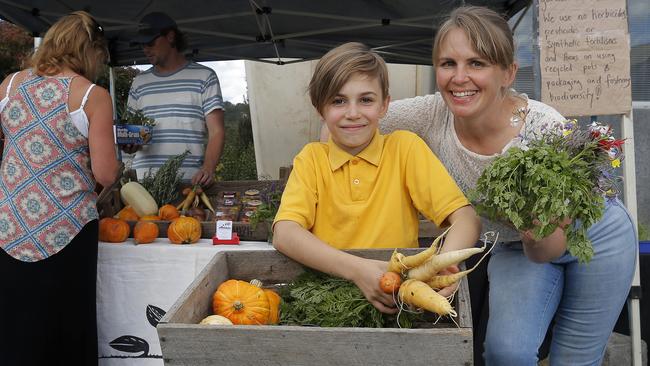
[[328, 130, 384, 171]]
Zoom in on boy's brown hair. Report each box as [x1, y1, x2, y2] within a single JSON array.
[[309, 42, 389, 115]]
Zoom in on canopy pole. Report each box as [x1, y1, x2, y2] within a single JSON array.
[[33, 36, 41, 50], [109, 66, 116, 120], [108, 66, 122, 162]]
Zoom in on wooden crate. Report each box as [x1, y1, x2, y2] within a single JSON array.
[[157, 249, 473, 366]]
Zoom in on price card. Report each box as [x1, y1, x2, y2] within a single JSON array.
[[216, 220, 233, 240]]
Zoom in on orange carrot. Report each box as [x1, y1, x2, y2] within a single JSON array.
[[379, 272, 403, 294]]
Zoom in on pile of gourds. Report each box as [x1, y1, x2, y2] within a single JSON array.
[[99, 181, 202, 244]]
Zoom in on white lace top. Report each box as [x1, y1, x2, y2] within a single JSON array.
[[380, 92, 565, 241]]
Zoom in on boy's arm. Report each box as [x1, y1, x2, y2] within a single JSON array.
[[438, 205, 482, 253], [434, 205, 482, 298], [273, 220, 398, 314]]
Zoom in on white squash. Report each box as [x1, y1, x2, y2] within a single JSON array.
[[199, 315, 233, 325], [120, 181, 158, 217]]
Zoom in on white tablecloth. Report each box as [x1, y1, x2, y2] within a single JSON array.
[[97, 239, 274, 365]]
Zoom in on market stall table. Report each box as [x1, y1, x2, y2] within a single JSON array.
[[97, 239, 273, 366]]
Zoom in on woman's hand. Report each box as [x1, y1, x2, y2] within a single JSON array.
[[351, 259, 399, 314], [520, 218, 571, 263]]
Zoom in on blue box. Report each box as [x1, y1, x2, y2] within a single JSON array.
[[640, 241, 650, 254], [113, 124, 154, 145]]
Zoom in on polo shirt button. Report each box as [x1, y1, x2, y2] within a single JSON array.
[[353, 179, 360, 185], [351, 159, 359, 165]]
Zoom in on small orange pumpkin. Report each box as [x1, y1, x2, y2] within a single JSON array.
[[116, 206, 139, 221], [158, 204, 180, 221], [99, 217, 130, 243], [264, 289, 281, 325], [249, 279, 281, 325], [167, 216, 201, 244], [140, 215, 161, 221], [212, 280, 270, 325], [133, 221, 159, 244]]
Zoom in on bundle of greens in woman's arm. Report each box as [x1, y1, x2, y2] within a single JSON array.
[[469, 120, 624, 263]]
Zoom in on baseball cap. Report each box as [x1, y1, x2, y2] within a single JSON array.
[[132, 12, 177, 45]]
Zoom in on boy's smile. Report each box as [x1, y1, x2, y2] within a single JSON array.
[[321, 73, 390, 156]]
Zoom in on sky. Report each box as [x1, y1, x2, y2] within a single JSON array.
[[137, 60, 248, 104], [202, 60, 247, 104]]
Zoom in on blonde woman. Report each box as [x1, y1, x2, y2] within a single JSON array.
[[379, 6, 636, 366], [0, 11, 118, 365]]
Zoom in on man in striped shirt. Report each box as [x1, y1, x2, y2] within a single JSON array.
[[126, 12, 225, 186]]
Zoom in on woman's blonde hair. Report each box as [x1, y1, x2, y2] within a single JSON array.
[[309, 42, 389, 115], [432, 6, 515, 69], [30, 10, 108, 80]]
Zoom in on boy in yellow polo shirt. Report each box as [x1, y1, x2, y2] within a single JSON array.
[[273, 42, 480, 313]]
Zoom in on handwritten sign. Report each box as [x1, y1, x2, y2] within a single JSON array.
[[538, 0, 631, 116]]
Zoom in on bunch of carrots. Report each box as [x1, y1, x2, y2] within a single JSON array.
[[379, 227, 492, 318], [176, 185, 215, 213]]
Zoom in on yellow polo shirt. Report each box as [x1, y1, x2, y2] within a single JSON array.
[[274, 130, 469, 249]]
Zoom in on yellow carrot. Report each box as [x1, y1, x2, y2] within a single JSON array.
[[426, 271, 471, 290], [387, 251, 407, 273], [180, 187, 197, 211], [407, 243, 486, 281], [199, 191, 215, 214], [398, 279, 456, 317], [387, 225, 453, 274]]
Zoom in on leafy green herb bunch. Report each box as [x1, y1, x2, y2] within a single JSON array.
[[469, 120, 624, 263], [117, 108, 156, 126]]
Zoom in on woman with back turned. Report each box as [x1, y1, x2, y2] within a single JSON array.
[[0, 10, 119, 365]]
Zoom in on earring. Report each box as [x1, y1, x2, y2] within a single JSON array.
[[510, 106, 528, 127]]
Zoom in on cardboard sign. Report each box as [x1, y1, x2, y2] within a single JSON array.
[[538, 0, 631, 116], [216, 220, 233, 240]]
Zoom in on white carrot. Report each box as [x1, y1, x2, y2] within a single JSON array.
[[407, 241, 486, 281], [425, 241, 494, 289]]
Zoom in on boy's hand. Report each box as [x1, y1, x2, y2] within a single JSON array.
[[352, 259, 399, 314], [435, 265, 460, 298]]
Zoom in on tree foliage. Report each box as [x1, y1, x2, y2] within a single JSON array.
[[96, 66, 140, 119], [219, 101, 257, 180], [0, 21, 33, 79]]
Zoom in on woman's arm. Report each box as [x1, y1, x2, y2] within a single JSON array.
[[85, 85, 119, 187], [273, 220, 398, 314]]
